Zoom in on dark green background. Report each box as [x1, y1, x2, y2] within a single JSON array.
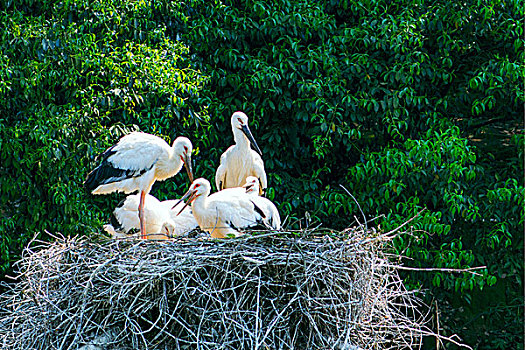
[[0, 0, 523, 348]]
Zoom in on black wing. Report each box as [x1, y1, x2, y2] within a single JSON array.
[[250, 200, 266, 219], [84, 150, 152, 192]]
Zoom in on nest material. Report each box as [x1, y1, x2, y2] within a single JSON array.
[[0, 228, 433, 350]]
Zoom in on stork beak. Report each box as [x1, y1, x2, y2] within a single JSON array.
[[172, 188, 197, 216], [240, 124, 263, 156], [171, 187, 192, 210], [171, 189, 191, 210], [183, 153, 194, 183], [242, 182, 254, 193], [171, 198, 183, 210]]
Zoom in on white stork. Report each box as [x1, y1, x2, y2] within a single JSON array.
[[84, 132, 193, 238], [241, 176, 281, 229], [176, 178, 280, 238], [215, 111, 267, 195], [103, 193, 198, 239]]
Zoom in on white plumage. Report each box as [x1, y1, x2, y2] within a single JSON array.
[[242, 176, 281, 229], [85, 132, 193, 238], [215, 112, 267, 195], [104, 193, 198, 239], [177, 178, 280, 238], [163, 198, 200, 235], [105, 219, 175, 240]]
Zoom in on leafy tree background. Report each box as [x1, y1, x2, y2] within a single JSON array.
[[0, 0, 523, 348]]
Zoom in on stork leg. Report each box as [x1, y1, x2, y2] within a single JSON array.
[[138, 190, 147, 239]]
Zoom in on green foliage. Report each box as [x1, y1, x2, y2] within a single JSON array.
[[0, 0, 208, 274], [342, 125, 523, 299], [176, 0, 524, 348], [1, 0, 523, 348]]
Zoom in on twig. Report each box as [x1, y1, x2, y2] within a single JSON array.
[[339, 185, 368, 232], [435, 300, 440, 350], [394, 265, 486, 277]]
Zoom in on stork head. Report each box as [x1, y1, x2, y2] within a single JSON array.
[[173, 136, 194, 182], [173, 178, 211, 215], [161, 220, 176, 238], [242, 176, 260, 195], [231, 111, 263, 156]]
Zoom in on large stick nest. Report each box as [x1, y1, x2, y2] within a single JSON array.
[[1, 227, 435, 350]]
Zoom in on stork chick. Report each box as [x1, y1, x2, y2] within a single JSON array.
[[176, 178, 280, 238], [104, 193, 198, 239]]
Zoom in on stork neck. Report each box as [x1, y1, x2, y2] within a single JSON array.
[[166, 147, 182, 174], [190, 190, 209, 218], [167, 145, 176, 160], [233, 127, 250, 148]]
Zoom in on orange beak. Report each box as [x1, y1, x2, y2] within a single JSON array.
[[173, 187, 199, 215]]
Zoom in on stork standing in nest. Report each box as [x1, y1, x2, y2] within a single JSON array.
[[215, 111, 267, 195], [84, 132, 193, 238]]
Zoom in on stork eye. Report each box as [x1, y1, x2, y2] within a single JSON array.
[[184, 146, 188, 153], [237, 118, 243, 123], [194, 184, 201, 188]]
